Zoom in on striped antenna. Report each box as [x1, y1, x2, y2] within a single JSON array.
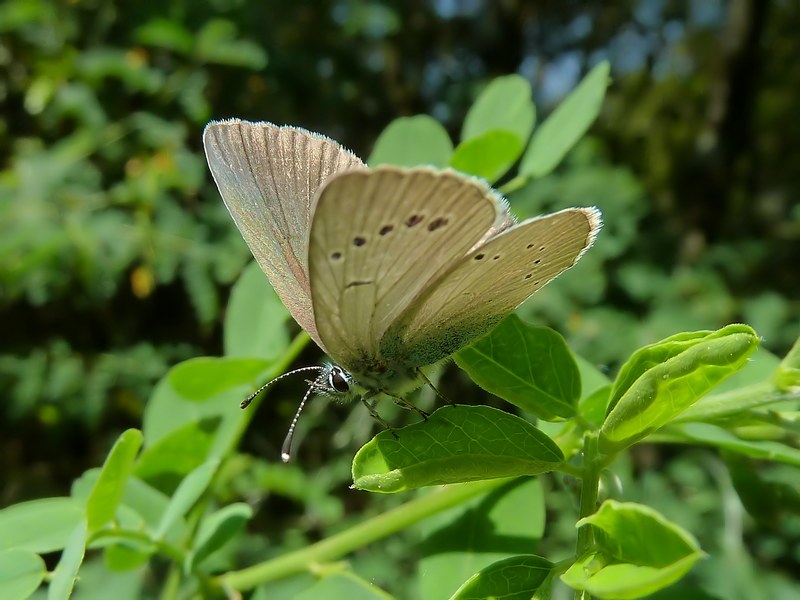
[[240, 366, 326, 409], [281, 382, 318, 463]]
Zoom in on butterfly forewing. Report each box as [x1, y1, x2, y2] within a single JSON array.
[[383, 207, 602, 366], [308, 167, 504, 373], [203, 120, 365, 350]]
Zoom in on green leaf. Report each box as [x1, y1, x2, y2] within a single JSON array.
[[143, 357, 271, 464], [582, 500, 703, 565], [224, 261, 291, 360], [420, 477, 546, 600], [155, 460, 219, 540], [72, 472, 177, 539], [726, 454, 800, 525], [520, 61, 610, 178], [103, 542, 154, 573], [352, 406, 563, 493], [135, 18, 194, 54], [575, 353, 612, 399], [189, 503, 253, 569], [168, 356, 269, 402], [673, 348, 784, 424], [449, 130, 523, 183], [295, 572, 393, 600], [47, 520, 87, 600], [599, 325, 760, 454], [606, 330, 717, 414], [0, 549, 46, 600], [672, 382, 786, 425], [666, 423, 800, 466], [774, 335, 800, 392], [368, 115, 453, 167], [0, 498, 83, 554], [135, 417, 220, 483], [563, 501, 704, 599], [86, 429, 143, 532], [194, 19, 268, 69], [580, 385, 613, 427], [450, 554, 553, 600], [455, 315, 580, 420], [462, 75, 535, 144], [707, 345, 780, 393], [563, 553, 701, 600]]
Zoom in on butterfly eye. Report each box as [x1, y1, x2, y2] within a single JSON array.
[[328, 367, 351, 394]]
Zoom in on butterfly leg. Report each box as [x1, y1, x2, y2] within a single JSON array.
[[417, 369, 452, 406], [361, 394, 399, 438], [387, 394, 430, 420]]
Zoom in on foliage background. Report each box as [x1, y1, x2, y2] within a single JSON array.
[[1, 0, 798, 597]]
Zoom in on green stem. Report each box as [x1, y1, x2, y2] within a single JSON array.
[[574, 432, 601, 600], [216, 477, 510, 591], [90, 528, 184, 563], [160, 565, 181, 600]]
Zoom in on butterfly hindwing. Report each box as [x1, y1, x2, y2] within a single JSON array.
[[308, 167, 506, 373], [382, 207, 602, 366], [203, 120, 365, 351]]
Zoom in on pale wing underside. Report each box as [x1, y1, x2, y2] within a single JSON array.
[[309, 167, 505, 373], [383, 207, 602, 366], [203, 120, 365, 349]]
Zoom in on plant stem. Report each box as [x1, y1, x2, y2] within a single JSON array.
[[576, 433, 600, 549], [160, 565, 181, 600], [216, 477, 510, 591], [574, 432, 601, 600]]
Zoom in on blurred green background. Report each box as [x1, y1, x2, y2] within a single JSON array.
[[1, 0, 798, 594]]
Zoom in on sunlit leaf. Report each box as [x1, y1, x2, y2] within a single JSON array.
[[224, 261, 291, 360], [154, 460, 219, 540], [352, 406, 563, 492], [368, 115, 453, 167], [135, 417, 220, 483], [0, 549, 46, 600], [456, 315, 580, 420], [520, 61, 610, 178], [450, 130, 523, 183], [562, 501, 704, 599], [420, 478, 546, 599], [0, 498, 83, 554], [86, 429, 143, 532], [168, 357, 269, 402], [600, 324, 760, 453], [47, 520, 87, 600], [462, 74, 535, 144], [450, 554, 552, 600]]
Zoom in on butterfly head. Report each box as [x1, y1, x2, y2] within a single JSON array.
[[310, 364, 362, 403]]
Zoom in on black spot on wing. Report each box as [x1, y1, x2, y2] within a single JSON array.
[[346, 280, 373, 289], [427, 217, 448, 231]]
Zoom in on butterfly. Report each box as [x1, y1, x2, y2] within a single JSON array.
[[203, 119, 602, 460]]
